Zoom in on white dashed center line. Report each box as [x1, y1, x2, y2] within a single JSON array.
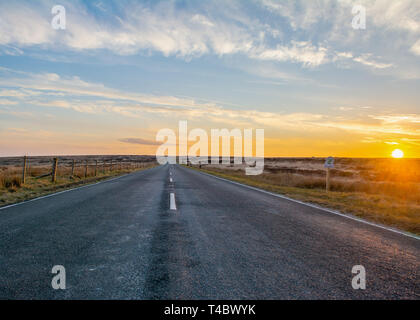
[[170, 193, 177, 210]]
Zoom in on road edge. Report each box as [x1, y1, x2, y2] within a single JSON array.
[[182, 165, 420, 241], [0, 165, 160, 211]]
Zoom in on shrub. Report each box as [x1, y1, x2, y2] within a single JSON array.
[[0, 175, 22, 189]]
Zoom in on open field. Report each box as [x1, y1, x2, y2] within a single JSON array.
[[189, 157, 420, 235], [0, 155, 157, 207]]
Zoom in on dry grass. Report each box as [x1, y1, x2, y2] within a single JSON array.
[[188, 158, 420, 235], [0, 174, 22, 189]]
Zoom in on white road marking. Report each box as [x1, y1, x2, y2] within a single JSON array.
[[170, 177, 173, 183], [190, 168, 420, 241], [170, 193, 177, 210]]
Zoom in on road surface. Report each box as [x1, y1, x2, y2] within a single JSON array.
[[0, 164, 418, 299]]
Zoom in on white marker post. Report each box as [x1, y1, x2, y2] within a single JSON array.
[[324, 156, 334, 192]]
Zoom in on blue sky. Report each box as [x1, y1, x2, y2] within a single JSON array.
[[0, 0, 419, 157]]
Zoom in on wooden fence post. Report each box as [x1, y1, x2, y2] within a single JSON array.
[[84, 160, 88, 178], [22, 155, 27, 184], [52, 158, 58, 182], [71, 159, 75, 176], [95, 160, 98, 176], [110, 159, 113, 172], [102, 161, 105, 174]]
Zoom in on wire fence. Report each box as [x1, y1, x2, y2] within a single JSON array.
[[0, 155, 157, 188]]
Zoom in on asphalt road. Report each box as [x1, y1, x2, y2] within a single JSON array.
[[0, 164, 418, 299]]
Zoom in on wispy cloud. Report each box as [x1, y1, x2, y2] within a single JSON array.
[[118, 138, 160, 146], [2, 67, 418, 141], [0, 99, 19, 105], [410, 40, 420, 56], [352, 54, 393, 69], [0, 0, 412, 74], [253, 41, 328, 67], [0, 68, 214, 109]]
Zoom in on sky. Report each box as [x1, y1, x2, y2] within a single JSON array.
[[0, 0, 419, 158]]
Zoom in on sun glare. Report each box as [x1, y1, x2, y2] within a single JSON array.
[[391, 149, 404, 158]]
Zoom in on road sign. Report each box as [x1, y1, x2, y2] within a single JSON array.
[[324, 156, 334, 168]]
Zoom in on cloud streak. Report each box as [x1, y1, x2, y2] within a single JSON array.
[[0, 0, 410, 72], [119, 138, 160, 146], [1, 68, 418, 139]]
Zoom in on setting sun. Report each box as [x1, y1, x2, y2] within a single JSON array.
[[392, 149, 404, 158]]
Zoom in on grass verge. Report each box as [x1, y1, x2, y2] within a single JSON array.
[[186, 166, 420, 236]]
